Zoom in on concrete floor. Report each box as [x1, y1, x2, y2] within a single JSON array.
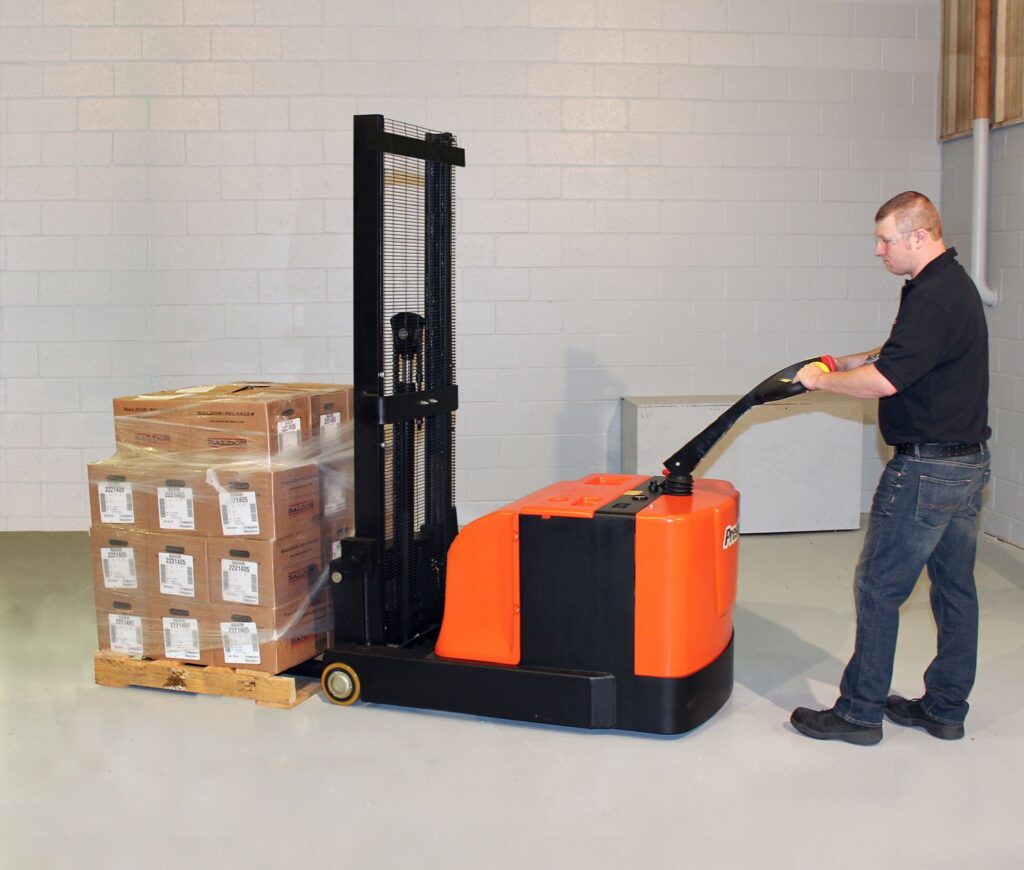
[[1, 526, 1023, 870]]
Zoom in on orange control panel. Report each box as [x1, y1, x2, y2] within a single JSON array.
[[509, 473, 652, 519]]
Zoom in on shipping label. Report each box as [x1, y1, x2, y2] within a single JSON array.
[[222, 558, 259, 606], [97, 482, 135, 524], [158, 486, 195, 531], [162, 616, 201, 661], [320, 411, 342, 441], [219, 491, 259, 536], [323, 478, 347, 514], [108, 613, 144, 656], [277, 417, 302, 452], [221, 621, 261, 665], [100, 546, 138, 590], [158, 551, 195, 597]]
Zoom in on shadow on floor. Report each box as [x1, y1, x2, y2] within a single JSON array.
[[733, 604, 846, 712], [978, 537, 1024, 591]]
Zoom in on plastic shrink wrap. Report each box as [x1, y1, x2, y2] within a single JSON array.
[[90, 382, 354, 674]]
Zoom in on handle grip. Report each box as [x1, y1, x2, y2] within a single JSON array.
[[661, 354, 838, 485], [750, 354, 837, 405]]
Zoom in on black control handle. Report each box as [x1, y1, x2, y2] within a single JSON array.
[[660, 355, 837, 493]]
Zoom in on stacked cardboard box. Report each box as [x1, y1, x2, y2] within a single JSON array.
[[90, 382, 354, 674]]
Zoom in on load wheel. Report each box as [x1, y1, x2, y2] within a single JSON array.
[[322, 661, 361, 706]]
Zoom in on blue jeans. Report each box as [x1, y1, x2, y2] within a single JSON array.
[[834, 449, 991, 727]]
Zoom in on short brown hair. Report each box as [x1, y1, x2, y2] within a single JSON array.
[[875, 191, 942, 239]]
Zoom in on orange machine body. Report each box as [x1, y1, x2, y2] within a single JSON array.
[[436, 473, 739, 679]]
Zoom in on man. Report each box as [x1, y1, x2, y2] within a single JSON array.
[[789, 191, 991, 746]]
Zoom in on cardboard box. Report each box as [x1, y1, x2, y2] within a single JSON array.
[[210, 594, 331, 674], [112, 382, 352, 459], [147, 600, 218, 666], [307, 383, 354, 560], [148, 533, 210, 603], [112, 386, 223, 455], [206, 527, 322, 608], [284, 383, 353, 439], [145, 464, 220, 536], [90, 457, 218, 534], [88, 460, 155, 530], [202, 462, 320, 540], [188, 385, 312, 459], [95, 591, 160, 659], [90, 526, 148, 597]]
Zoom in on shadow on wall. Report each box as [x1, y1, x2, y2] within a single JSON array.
[[556, 347, 627, 479]]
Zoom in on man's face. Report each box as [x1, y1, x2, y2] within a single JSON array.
[[874, 215, 916, 277]]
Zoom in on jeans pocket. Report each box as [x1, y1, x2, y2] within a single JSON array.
[[916, 475, 971, 530], [871, 461, 905, 518]]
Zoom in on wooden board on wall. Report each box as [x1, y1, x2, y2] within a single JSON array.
[[943, 0, 1024, 140], [995, 0, 1023, 127], [943, 0, 977, 140]]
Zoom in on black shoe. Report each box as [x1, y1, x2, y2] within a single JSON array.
[[884, 695, 965, 740], [790, 706, 882, 746]]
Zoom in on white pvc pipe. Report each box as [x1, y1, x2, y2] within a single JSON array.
[[969, 0, 998, 307], [970, 118, 998, 307]]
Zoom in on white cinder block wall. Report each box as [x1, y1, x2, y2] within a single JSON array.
[[0, 0, 949, 530], [942, 127, 1024, 548]]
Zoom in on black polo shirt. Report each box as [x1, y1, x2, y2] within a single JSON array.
[[873, 247, 990, 445]]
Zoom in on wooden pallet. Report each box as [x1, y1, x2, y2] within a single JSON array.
[[94, 651, 321, 709]]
